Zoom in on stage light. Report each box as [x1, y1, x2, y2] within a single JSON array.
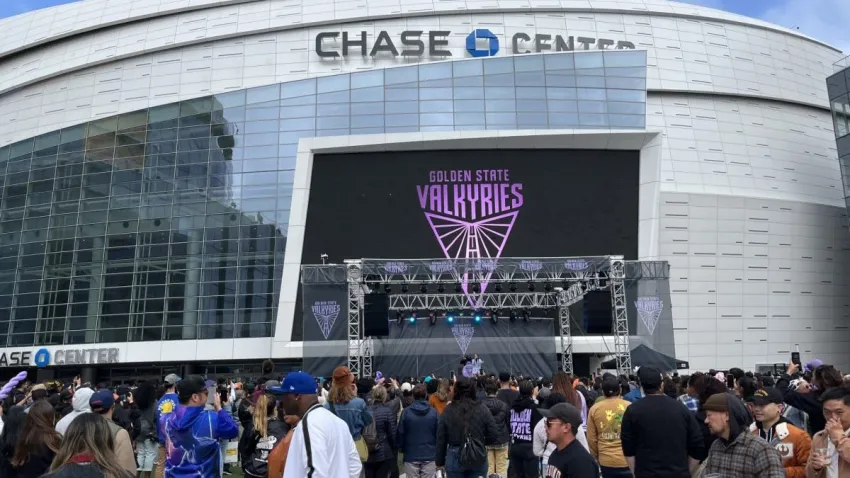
[[527, 281, 536, 292], [447, 315, 455, 324], [384, 284, 392, 294], [401, 283, 409, 293], [437, 283, 445, 293], [494, 283, 502, 292], [544, 281, 552, 292], [429, 311, 437, 326], [454, 282, 462, 293], [509, 282, 517, 292], [474, 315, 481, 323], [420, 284, 427, 293], [522, 309, 531, 323], [472, 283, 480, 293], [395, 312, 404, 325], [409, 315, 416, 324]]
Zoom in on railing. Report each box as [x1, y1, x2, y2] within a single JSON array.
[[834, 54, 850, 72]]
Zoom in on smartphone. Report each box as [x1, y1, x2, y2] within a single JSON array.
[[450, 371, 456, 380], [792, 345, 801, 367]]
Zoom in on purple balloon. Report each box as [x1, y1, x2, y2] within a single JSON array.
[[0, 371, 28, 400]]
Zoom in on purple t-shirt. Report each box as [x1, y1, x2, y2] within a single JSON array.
[[462, 363, 474, 377]]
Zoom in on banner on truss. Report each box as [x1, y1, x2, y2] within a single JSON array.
[[301, 270, 348, 376], [624, 262, 675, 358]]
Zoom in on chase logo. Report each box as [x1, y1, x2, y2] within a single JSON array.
[[466, 29, 499, 57], [34, 348, 50, 368]]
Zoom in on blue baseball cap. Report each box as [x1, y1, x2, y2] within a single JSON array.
[[89, 389, 115, 413], [269, 372, 317, 394]]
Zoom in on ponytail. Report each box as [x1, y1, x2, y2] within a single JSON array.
[[252, 394, 277, 438]]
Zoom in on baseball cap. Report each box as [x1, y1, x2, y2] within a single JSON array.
[[601, 375, 621, 396], [269, 372, 317, 395], [176, 375, 207, 399], [89, 390, 115, 413], [164, 374, 182, 385], [637, 366, 662, 390], [702, 393, 729, 412], [424, 376, 433, 383], [539, 403, 583, 432], [30, 384, 46, 392], [749, 387, 783, 406]]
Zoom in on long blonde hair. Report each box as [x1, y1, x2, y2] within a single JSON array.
[[436, 379, 450, 402], [328, 378, 356, 404], [252, 394, 277, 438], [49, 413, 127, 478]]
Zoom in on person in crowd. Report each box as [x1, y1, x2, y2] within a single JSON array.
[[509, 380, 544, 478], [11, 399, 61, 477], [56, 388, 74, 419], [41, 413, 134, 478], [481, 377, 510, 478], [534, 393, 590, 473], [471, 354, 483, 376], [56, 387, 95, 435], [436, 377, 498, 478], [806, 386, 850, 477], [429, 379, 450, 415], [400, 382, 415, 409], [662, 376, 679, 399], [587, 375, 631, 478], [702, 392, 784, 477], [678, 373, 703, 413], [620, 366, 704, 478], [325, 365, 373, 462], [162, 375, 239, 477], [265, 411, 299, 478], [779, 362, 844, 435], [540, 402, 599, 478], [496, 372, 519, 407], [365, 386, 397, 478], [397, 384, 438, 478], [0, 407, 25, 476], [274, 371, 361, 478], [240, 393, 288, 478], [111, 386, 133, 434], [747, 387, 811, 478], [155, 373, 180, 478], [738, 375, 760, 415], [552, 372, 587, 424], [88, 389, 137, 474], [623, 374, 644, 403], [695, 376, 730, 463], [577, 378, 598, 406], [133, 382, 159, 478]]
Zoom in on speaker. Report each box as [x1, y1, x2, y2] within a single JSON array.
[[363, 293, 390, 337], [582, 290, 613, 334]]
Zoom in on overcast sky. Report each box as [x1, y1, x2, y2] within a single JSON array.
[[0, 0, 847, 54]]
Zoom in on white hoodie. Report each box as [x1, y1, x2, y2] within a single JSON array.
[[55, 387, 94, 435]]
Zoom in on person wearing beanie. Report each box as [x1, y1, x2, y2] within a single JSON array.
[[747, 387, 811, 478], [703, 392, 784, 478], [620, 367, 704, 478]]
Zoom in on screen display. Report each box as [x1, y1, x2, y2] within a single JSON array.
[[302, 149, 640, 264]]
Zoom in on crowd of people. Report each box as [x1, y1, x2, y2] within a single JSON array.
[[0, 358, 849, 478]]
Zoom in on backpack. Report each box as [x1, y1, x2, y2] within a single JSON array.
[[458, 408, 486, 469]]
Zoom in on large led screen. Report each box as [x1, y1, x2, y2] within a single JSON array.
[[302, 149, 640, 264]]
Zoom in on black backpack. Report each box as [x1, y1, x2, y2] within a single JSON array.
[[459, 408, 486, 469]]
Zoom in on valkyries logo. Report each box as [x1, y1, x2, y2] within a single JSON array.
[[312, 300, 341, 339], [315, 29, 634, 59]]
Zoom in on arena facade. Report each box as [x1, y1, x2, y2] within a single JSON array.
[[0, 0, 846, 380]]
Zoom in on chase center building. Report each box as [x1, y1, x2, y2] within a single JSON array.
[[0, 0, 846, 381]]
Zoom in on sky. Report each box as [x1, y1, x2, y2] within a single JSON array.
[[0, 0, 847, 53]]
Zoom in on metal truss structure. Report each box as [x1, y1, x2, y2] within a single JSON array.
[[299, 256, 669, 376]]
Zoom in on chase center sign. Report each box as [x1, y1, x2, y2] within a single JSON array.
[[315, 28, 636, 59]]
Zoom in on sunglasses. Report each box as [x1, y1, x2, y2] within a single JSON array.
[[545, 419, 563, 428]]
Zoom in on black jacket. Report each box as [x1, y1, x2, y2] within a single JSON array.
[[240, 418, 289, 478], [237, 398, 254, 429], [436, 401, 499, 467], [132, 407, 156, 442], [509, 396, 543, 446], [41, 464, 135, 478], [397, 400, 438, 462], [482, 396, 510, 446], [776, 373, 825, 434], [368, 402, 397, 463], [112, 405, 133, 434], [7, 444, 55, 478]]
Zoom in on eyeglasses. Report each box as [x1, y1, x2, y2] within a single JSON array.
[[545, 419, 562, 429]]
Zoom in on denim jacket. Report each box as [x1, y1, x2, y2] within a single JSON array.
[[325, 397, 373, 440]]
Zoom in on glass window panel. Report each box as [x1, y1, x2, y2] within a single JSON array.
[[515, 71, 545, 87], [280, 95, 316, 107], [317, 74, 349, 93], [419, 62, 452, 81], [454, 86, 484, 100], [243, 133, 279, 147], [483, 57, 513, 75], [317, 103, 350, 116], [384, 114, 418, 127], [350, 102, 382, 116], [606, 77, 646, 90], [351, 86, 384, 102], [485, 87, 515, 99], [578, 101, 607, 114], [9, 139, 33, 160], [351, 70, 383, 89], [579, 113, 608, 126], [317, 90, 349, 104], [420, 101, 454, 113], [34, 130, 60, 151], [385, 66, 417, 85], [516, 112, 549, 127], [548, 112, 580, 126], [575, 52, 604, 69], [317, 116, 350, 130], [454, 113, 484, 126], [484, 73, 514, 87], [351, 115, 384, 128], [609, 114, 645, 128], [247, 85, 281, 105], [279, 105, 316, 119], [386, 88, 418, 101], [486, 99, 516, 112], [605, 66, 646, 78], [281, 78, 316, 99], [385, 101, 418, 114], [577, 76, 606, 88], [279, 118, 315, 131], [516, 87, 546, 100], [577, 88, 606, 100], [453, 59, 482, 78], [244, 107, 278, 122], [516, 99, 547, 112], [608, 101, 646, 115], [606, 89, 646, 102], [453, 76, 483, 88]]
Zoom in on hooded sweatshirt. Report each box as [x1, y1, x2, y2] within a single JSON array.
[[397, 400, 438, 462], [509, 396, 543, 449], [55, 388, 94, 435], [163, 405, 239, 478]]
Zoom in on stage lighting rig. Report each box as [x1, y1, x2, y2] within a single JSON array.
[[395, 312, 404, 325], [437, 283, 445, 293], [454, 282, 462, 293], [489, 310, 499, 324], [544, 281, 552, 292], [401, 283, 408, 293], [527, 281, 535, 292], [420, 284, 427, 293], [522, 309, 531, 323], [428, 311, 437, 326], [494, 283, 502, 292], [509, 282, 517, 292], [384, 284, 391, 294], [472, 283, 480, 293], [408, 313, 416, 324], [509, 311, 518, 322]]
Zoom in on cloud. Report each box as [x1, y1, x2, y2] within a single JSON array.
[[758, 0, 850, 55]]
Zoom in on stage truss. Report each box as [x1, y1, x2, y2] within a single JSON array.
[[302, 256, 669, 377]]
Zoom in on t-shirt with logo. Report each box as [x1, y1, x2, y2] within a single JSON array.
[[545, 440, 599, 478], [156, 392, 179, 445]]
